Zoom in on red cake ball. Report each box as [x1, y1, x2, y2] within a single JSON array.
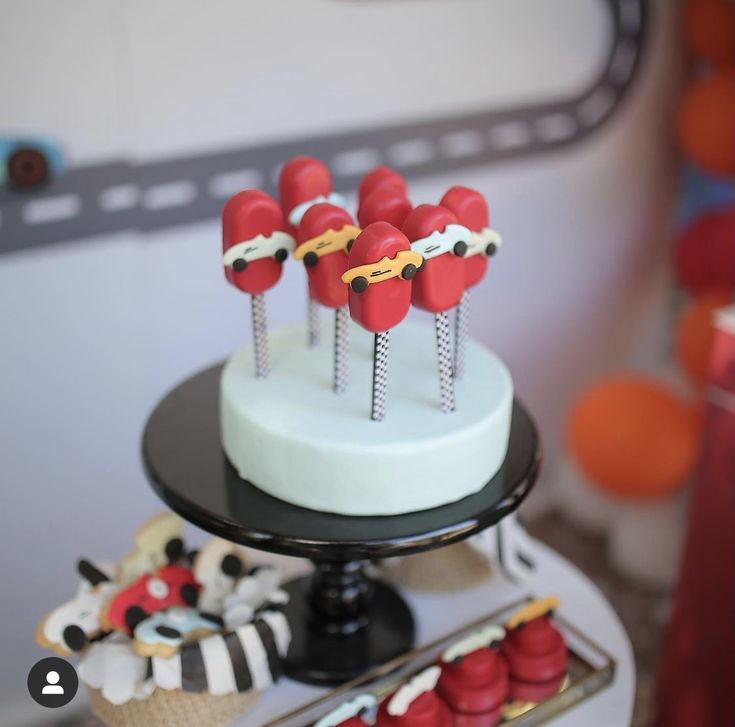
[[402, 204, 469, 313], [676, 69, 735, 178], [376, 667, 453, 727], [436, 625, 509, 727], [674, 208, 735, 295], [501, 599, 567, 704], [279, 156, 338, 232], [343, 222, 420, 333], [294, 203, 360, 309]]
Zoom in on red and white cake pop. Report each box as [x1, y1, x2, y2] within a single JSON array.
[[402, 204, 471, 413], [222, 190, 295, 378], [279, 156, 347, 346], [376, 666, 453, 727], [439, 187, 503, 379], [342, 222, 422, 420], [436, 625, 509, 727], [358, 165, 408, 204], [294, 203, 360, 393]]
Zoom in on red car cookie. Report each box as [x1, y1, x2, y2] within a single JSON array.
[[222, 190, 294, 296]]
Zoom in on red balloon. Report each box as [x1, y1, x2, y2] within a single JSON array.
[[675, 208, 735, 294]]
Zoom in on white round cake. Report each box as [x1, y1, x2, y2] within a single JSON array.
[[220, 321, 513, 516]]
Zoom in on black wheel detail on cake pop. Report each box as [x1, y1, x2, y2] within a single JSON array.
[[124, 606, 148, 633], [221, 553, 244, 578], [165, 537, 184, 563], [346, 238, 355, 252], [303, 251, 319, 268], [180, 584, 199, 607], [401, 263, 417, 280], [486, 242, 498, 256], [417, 257, 426, 272], [453, 240, 468, 257], [350, 276, 368, 293], [232, 258, 248, 272], [275, 248, 289, 263], [62, 625, 88, 652]]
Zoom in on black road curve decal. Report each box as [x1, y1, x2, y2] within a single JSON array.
[[0, 0, 647, 255]]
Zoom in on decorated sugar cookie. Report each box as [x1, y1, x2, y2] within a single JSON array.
[[103, 564, 200, 635], [436, 625, 509, 725], [132, 607, 222, 658], [439, 186, 503, 379], [35, 559, 119, 656], [117, 512, 186, 585], [403, 204, 471, 413], [376, 666, 452, 727], [342, 222, 422, 420], [193, 538, 249, 614], [279, 156, 347, 347], [222, 190, 295, 378], [315, 694, 377, 727], [295, 203, 361, 393]]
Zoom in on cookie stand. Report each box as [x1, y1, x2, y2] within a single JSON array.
[[141, 365, 540, 687]]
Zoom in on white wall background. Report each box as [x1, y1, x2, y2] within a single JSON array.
[[0, 0, 680, 723]]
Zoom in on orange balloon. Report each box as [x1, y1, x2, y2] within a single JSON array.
[[684, 0, 735, 67], [567, 376, 699, 500], [675, 288, 733, 388], [676, 70, 735, 177]]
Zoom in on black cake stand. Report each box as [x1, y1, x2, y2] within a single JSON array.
[[142, 364, 541, 686]]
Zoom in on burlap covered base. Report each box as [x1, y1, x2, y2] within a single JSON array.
[[88, 686, 259, 727], [380, 541, 491, 592]]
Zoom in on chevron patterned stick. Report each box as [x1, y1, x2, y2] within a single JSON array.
[[371, 330, 390, 421], [307, 296, 320, 347], [454, 289, 470, 379], [435, 311, 455, 413], [251, 293, 270, 379], [334, 306, 350, 394]]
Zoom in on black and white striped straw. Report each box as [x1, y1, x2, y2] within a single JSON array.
[[435, 311, 455, 413], [371, 330, 390, 421], [251, 293, 270, 379], [334, 306, 350, 394], [454, 289, 470, 379], [308, 296, 320, 347]]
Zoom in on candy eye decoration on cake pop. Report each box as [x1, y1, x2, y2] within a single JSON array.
[[294, 203, 361, 394], [279, 156, 348, 347], [402, 204, 472, 414], [439, 186, 503, 379], [315, 694, 377, 727], [342, 222, 420, 421], [222, 190, 294, 379]]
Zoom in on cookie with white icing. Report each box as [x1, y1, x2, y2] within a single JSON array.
[[132, 607, 222, 658], [117, 513, 185, 585], [35, 559, 119, 656], [192, 537, 249, 614]]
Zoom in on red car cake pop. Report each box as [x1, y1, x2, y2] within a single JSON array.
[[402, 204, 471, 413], [358, 186, 412, 230], [342, 222, 422, 420], [376, 666, 453, 727], [222, 189, 294, 378], [440, 186, 503, 379], [501, 597, 567, 706], [294, 203, 360, 393], [436, 625, 509, 727], [315, 694, 377, 727], [279, 156, 347, 346]]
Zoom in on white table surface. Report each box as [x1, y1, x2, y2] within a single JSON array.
[[240, 537, 635, 726]]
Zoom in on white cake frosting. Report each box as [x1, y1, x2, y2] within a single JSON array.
[[220, 321, 513, 516]]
